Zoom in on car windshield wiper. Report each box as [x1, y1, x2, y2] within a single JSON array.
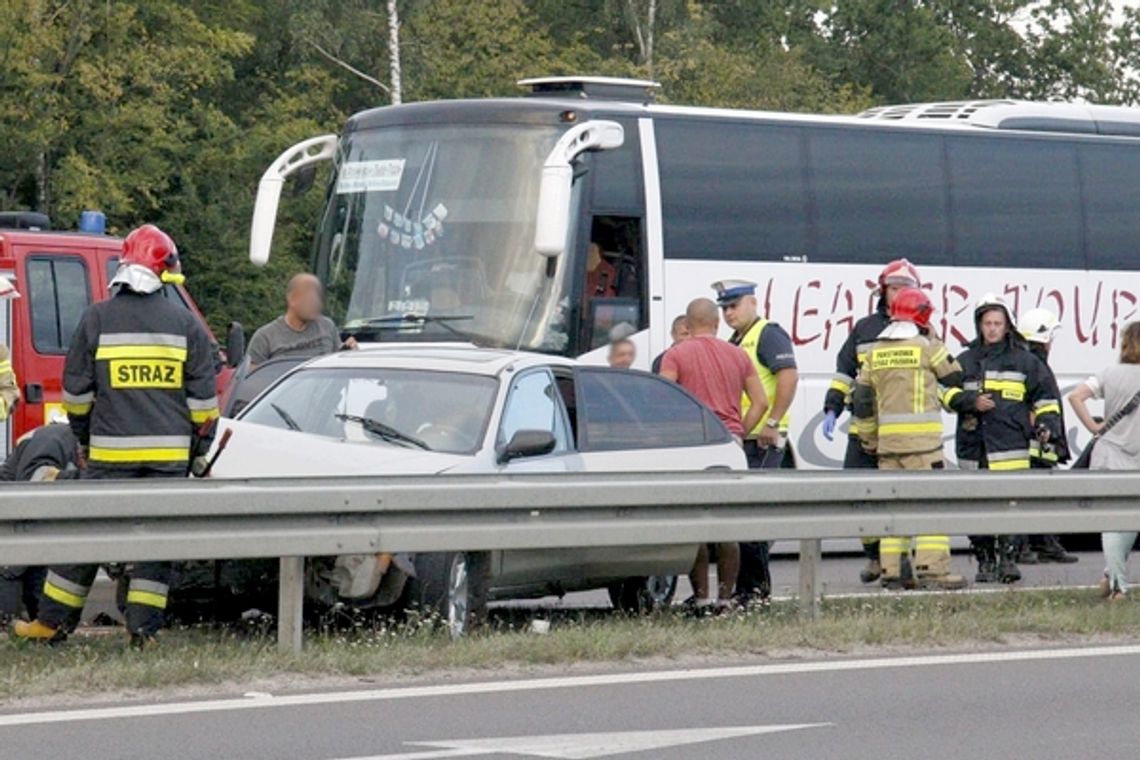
[[334, 413, 431, 451], [348, 314, 476, 342], [270, 403, 301, 431]]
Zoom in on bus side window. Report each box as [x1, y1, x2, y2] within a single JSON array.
[[584, 216, 645, 350]]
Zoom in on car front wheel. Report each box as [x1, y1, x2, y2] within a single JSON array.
[[608, 575, 678, 614], [405, 551, 489, 637]]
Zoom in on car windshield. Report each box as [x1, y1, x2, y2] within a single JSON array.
[[241, 367, 498, 455], [314, 124, 576, 353]]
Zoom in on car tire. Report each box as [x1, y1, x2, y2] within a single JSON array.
[[607, 575, 678, 614], [404, 551, 489, 637]]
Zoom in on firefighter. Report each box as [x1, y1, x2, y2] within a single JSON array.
[[1016, 308, 1078, 564], [944, 294, 1063, 584], [13, 224, 219, 646], [0, 424, 82, 625], [822, 258, 921, 584], [713, 279, 799, 605], [852, 288, 966, 590]]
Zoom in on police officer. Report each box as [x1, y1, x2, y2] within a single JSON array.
[[945, 294, 1062, 584], [822, 259, 921, 584], [13, 224, 219, 645], [1016, 308, 1078, 564], [0, 424, 82, 625], [713, 279, 799, 604], [853, 288, 966, 589]]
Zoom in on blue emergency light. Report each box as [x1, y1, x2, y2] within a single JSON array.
[[78, 210, 106, 234]]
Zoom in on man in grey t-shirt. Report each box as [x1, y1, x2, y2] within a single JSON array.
[[247, 273, 353, 366]]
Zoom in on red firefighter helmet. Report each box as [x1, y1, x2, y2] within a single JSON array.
[[890, 287, 934, 328], [878, 258, 921, 291], [121, 224, 181, 279]]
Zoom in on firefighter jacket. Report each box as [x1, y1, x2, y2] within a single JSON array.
[[61, 289, 219, 473], [1026, 342, 1071, 466], [0, 345, 19, 422], [947, 336, 1062, 471], [0, 424, 80, 481], [852, 323, 963, 456], [824, 300, 891, 425]]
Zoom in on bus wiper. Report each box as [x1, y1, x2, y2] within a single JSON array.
[[270, 403, 301, 431], [351, 314, 476, 341], [335, 413, 431, 451]]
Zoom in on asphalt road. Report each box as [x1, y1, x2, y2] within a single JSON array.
[[2, 644, 1137, 759]]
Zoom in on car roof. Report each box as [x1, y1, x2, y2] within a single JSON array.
[[301, 344, 577, 376]]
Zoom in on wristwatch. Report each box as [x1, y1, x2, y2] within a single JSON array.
[[764, 418, 780, 430]]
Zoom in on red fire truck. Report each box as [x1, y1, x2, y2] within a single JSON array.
[[0, 212, 238, 457]]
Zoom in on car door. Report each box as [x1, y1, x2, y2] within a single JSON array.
[[572, 367, 746, 471], [494, 367, 581, 473]]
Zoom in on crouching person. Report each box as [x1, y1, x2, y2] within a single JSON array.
[[853, 288, 966, 590], [0, 424, 82, 625]]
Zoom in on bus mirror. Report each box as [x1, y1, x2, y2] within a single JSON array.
[[250, 134, 338, 267], [534, 121, 624, 257]]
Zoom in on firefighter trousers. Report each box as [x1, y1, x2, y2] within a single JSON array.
[[877, 452, 953, 579], [37, 467, 180, 637], [0, 566, 46, 623]]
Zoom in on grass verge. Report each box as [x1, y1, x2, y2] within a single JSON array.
[[2, 589, 1137, 704]]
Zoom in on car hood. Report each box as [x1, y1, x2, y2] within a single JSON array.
[[207, 419, 473, 478]]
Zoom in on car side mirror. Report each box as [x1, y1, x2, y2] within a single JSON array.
[[498, 429, 557, 463], [225, 322, 245, 368]]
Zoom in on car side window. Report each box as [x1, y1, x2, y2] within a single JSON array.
[[576, 368, 729, 451], [27, 256, 91, 354], [498, 369, 571, 454]]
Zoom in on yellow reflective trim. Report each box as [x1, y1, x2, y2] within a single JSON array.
[[62, 401, 92, 415], [89, 446, 189, 463], [984, 379, 1026, 401], [930, 348, 949, 367], [189, 407, 220, 424], [1035, 403, 1061, 416], [879, 421, 943, 436], [989, 458, 1030, 471], [830, 379, 852, 394], [43, 582, 86, 609], [95, 345, 187, 361], [126, 590, 168, 609], [0, 360, 12, 373]]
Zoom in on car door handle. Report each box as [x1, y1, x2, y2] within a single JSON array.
[[23, 383, 43, 404]]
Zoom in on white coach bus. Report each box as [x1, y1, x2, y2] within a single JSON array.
[[249, 76, 1139, 467]]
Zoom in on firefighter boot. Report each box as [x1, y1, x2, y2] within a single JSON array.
[[997, 538, 1022, 584], [1034, 535, 1079, 564], [11, 619, 64, 644], [913, 536, 967, 590], [974, 543, 998, 584], [880, 538, 915, 590], [860, 539, 882, 584]]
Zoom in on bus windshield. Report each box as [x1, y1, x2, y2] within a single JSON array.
[[314, 124, 576, 353]]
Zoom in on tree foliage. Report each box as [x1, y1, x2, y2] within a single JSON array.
[[2, 0, 1139, 333]]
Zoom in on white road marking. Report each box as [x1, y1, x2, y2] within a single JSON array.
[[333, 725, 829, 760], [1, 644, 1138, 728]]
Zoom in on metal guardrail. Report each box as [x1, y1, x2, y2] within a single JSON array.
[[2, 470, 1138, 652]]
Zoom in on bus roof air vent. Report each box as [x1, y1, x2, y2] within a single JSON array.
[[858, 100, 1140, 138], [518, 76, 661, 103]]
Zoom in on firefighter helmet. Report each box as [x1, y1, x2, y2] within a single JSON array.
[[889, 287, 934, 328], [121, 224, 182, 281], [1018, 307, 1060, 345], [974, 293, 1016, 329], [878, 258, 921, 291]]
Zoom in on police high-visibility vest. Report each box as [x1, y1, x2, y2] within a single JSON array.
[[736, 319, 791, 436]]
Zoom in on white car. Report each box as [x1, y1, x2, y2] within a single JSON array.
[[210, 344, 745, 632]]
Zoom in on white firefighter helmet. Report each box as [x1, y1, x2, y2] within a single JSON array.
[[974, 293, 1016, 329], [1019, 307, 1060, 345]]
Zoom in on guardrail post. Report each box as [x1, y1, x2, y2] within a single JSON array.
[[798, 539, 821, 620], [278, 556, 305, 654]]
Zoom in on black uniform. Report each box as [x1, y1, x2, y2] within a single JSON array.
[[0, 425, 81, 624], [824, 299, 891, 469], [40, 289, 219, 638]]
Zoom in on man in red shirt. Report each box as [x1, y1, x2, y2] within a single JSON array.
[[661, 298, 768, 609]]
